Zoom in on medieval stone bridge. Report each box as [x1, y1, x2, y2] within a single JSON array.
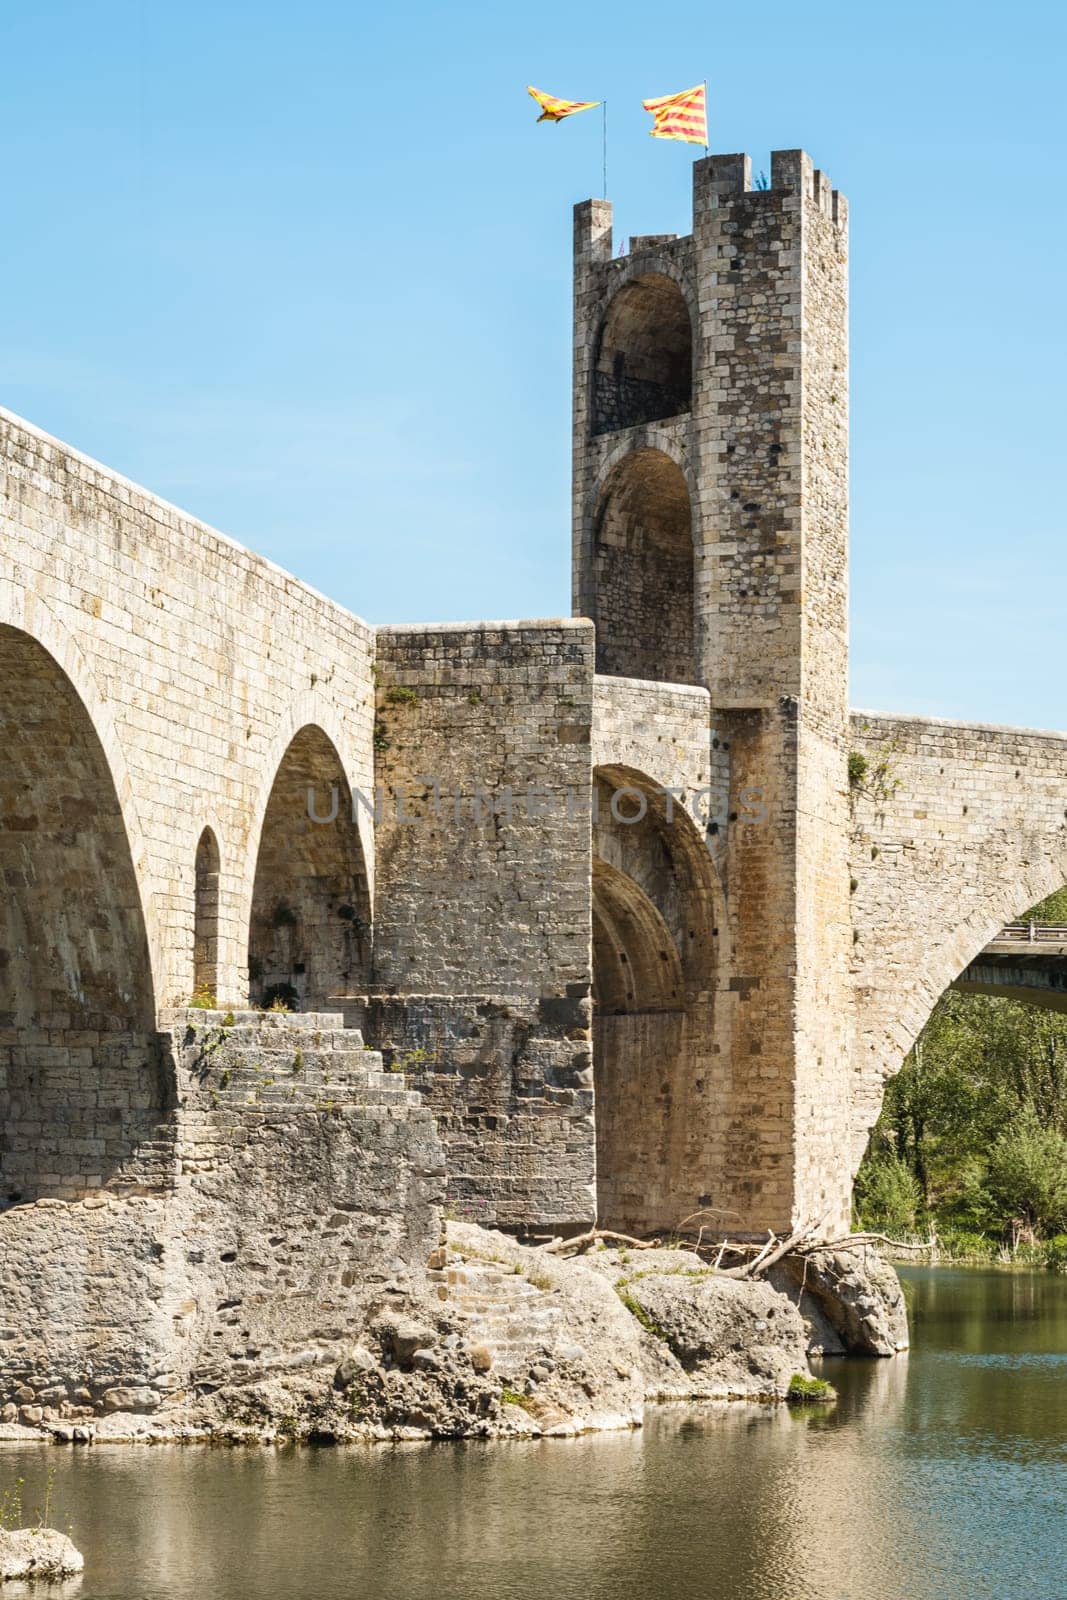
[[3, 148, 1067, 1267]]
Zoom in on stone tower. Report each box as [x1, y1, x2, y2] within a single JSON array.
[[573, 152, 855, 1234]]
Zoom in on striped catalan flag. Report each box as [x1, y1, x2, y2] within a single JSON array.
[[643, 82, 707, 146], [527, 85, 600, 123]]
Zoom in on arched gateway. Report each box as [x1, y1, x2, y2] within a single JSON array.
[[592, 765, 720, 1234]]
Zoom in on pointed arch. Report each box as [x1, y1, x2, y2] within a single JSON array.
[[0, 582, 162, 1001], [591, 765, 721, 1231], [852, 864, 1067, 1172]]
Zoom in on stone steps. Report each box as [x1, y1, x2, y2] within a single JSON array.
[[169, 1014, 426, 1144], [161, 1008, 352, 1033], [431, 1259, 565, 1381]]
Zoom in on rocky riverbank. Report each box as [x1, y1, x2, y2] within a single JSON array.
[[0, 1528, 83, 1581], [0, 1223, 908, 1446]]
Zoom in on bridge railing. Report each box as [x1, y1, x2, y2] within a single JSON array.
[[996, 922, 1067, 943]]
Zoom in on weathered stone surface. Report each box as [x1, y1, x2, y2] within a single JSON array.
[[589, 1249, 811, 1400], [0, 1222, 871, 1444], [0, 1014, 444, 1420], [0, 1528, 84, 1581], [101, 1386, 161, 1414], [770, 1247, 909, 1356]]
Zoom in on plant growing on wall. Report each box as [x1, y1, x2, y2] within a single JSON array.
[[848, 732, 904, 809]]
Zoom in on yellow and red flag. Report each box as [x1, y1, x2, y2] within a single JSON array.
[[642, 82, 707, 146], [527, 85, 599, 124]]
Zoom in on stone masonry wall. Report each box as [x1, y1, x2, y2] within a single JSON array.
[[849, 712, 1067, 1167], [365, 621, 596, 1231], [699, 154, 852, 1235], [0, 1011, 443, 1420]]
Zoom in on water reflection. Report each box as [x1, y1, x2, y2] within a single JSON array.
[[0, 1269, 1063, 1600]]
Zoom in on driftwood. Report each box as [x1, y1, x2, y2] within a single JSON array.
[[545, 1228, 663, 1257], [715, 1222, 816, 1279], [540, 1215, 928, 1271], [794, 1232, 934, 1255]]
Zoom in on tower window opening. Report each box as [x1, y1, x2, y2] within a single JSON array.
[[592, 274, 692, 436]]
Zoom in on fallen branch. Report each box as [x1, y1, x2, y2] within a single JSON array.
[[794, 1232, 934, 1255], [674, 1207, 742, 1232], [717, 1229, 803, 1279], [544, 1228, 662, 1257], [716, 1230, 783, 1279], [719, 1209, 834, 1279]]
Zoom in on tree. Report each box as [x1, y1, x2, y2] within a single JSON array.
[[854, 1150, 924, 1235], [856, 885, 1067, 1253], [982, 1111, 1067, 1236]]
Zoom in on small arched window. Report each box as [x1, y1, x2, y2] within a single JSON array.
[[193, 827, 221, 1003]]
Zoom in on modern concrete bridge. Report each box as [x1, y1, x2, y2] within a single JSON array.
[[954, 925, 1067, 1012]]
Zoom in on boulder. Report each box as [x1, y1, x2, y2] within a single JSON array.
[[334, 1345, 377, 1388], [100, 1385, 160, 1413], [769, 1246, 909, 1356], [598, 1254, 811, 1400], [369, 1312, 437, 1368], [0, 1528, 84, 1581]]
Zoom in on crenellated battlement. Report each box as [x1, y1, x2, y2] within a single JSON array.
[[575, 149, 846, 267]]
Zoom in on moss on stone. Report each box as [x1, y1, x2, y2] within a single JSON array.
[[786, 1373, 836, 1404]]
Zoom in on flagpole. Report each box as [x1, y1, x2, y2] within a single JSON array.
[[703, 80, 708, 154], [602, 100, 608, 198]]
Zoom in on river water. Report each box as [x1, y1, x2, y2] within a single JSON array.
[[1, 1267, 1064, 1600]]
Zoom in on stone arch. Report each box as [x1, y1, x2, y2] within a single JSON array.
[[193, 826, 221, 1000], [589, 448, 695, 685], [592, 273, 693, 436], [591, 765, 721, 1231], [851, 855, 1067, 1174], [0, 624, 167, 1202], [247, 725, 371, 1011], [593, 857, 684, 1015]]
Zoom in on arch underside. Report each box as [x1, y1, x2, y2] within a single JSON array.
[[0, 625, 168, 1202], [248, 726, 370, 1011], [591, 768, 719, 1233], [591, 448, 696, 686], [852, 862, 1067, 1174]]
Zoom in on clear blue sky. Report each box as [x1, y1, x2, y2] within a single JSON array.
[[3, 0, 1064, 727]]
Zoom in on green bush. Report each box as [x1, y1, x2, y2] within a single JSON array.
[[854, 1150, 924, 1235], [935, 1228, 997, 1263], [1042, 1234, 1067, 1271], [984, 1110, 1067, 1236]]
